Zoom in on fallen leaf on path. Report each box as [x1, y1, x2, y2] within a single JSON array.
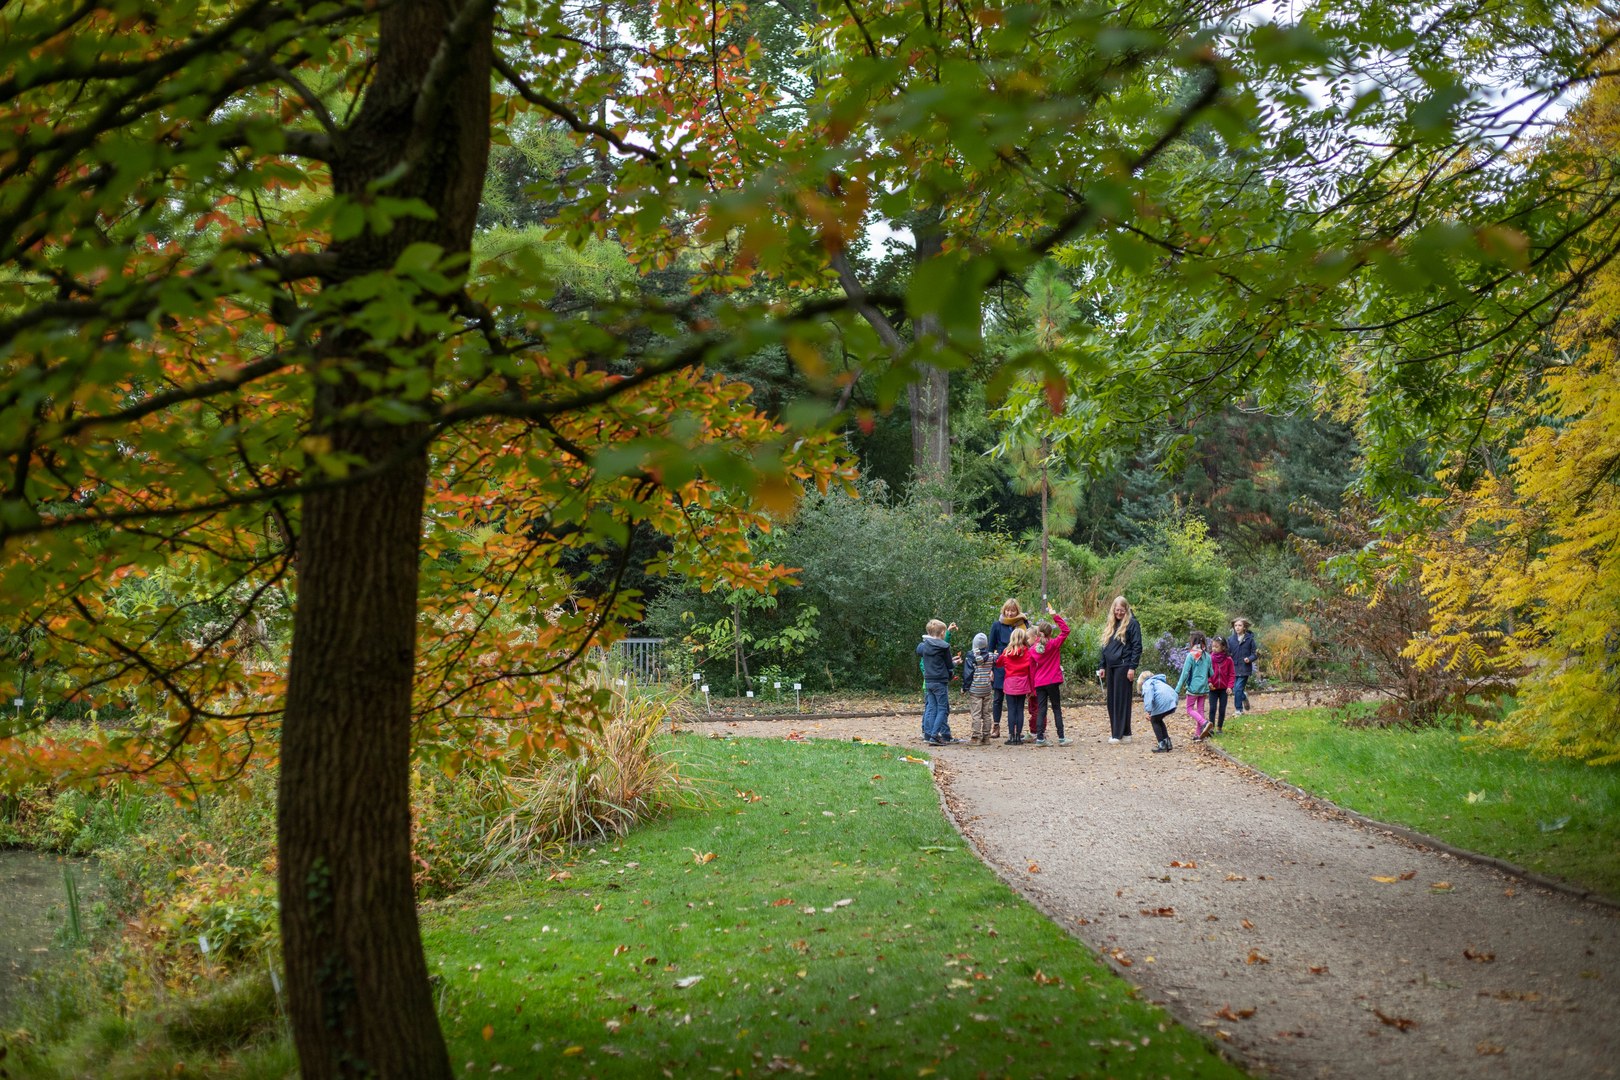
[[674, 975, 703, 989], [1241, 919, 1255, 930], [1477, 1042, 1505, 1055], [1169, 860, 1198, 868], [1309, 965, 1329, 975], [899, 755, 927, 763], [1482, 989, 1539, 1001], [1225, 873, 1247, 881], [1028, 861, 1041, 874], [1246, 950, 1271, 965], [1373, 1009, 1417, 1031], [1107, 948, 1133, 967], [785, 730, 805, 740], [1215, 1005, 1256, 1021], [1398, 871, 1416, 880], [1431, 881, 1453, 891], [1464, 948, 1495, 963], [1140, 907, 1175, 917], [1371, 875, 1399, 883]]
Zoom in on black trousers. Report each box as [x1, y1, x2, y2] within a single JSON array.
[[1034, 683, 1064, 738], [1104, 666, 1134, 738], [992, 686, 1006, 730], [1148, 710, 1174, 744], [1210, 689, 1228, 729]]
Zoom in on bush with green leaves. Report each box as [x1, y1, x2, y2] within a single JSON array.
[[648, 486, 1033, 690], [1125, 513, 1232, 641]]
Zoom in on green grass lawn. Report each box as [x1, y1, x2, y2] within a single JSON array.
[[426, 734, 1247, 1078], [1219, 707, 1620, 899]]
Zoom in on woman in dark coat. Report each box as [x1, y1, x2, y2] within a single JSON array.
[[985, 598, 1029, 739], [1095, 595, 1142, 742]]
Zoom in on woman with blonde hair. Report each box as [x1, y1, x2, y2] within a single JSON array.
[[1095, 595, 1143, 743], [984, 598, 1029, 739]]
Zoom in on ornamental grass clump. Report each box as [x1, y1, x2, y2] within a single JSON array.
[[478, 675, 701, 871]]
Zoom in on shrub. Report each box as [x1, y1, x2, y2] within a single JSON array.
[[477, 673, 700, 869], [1258, 619, 1312, 682], [1296, 499, 1510, 726], [1132, 598, 1227, 643], [648, 485, 1027, 690]]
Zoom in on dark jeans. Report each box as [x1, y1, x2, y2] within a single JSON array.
[[1210, 689, 1228, 729], [1004, 693, 1026, 739], [992, 686, 1006, 730], [1233, 674, 1250, 713], [1034, 683, 1064, 739], [1148, 710, 1174, 745], [1104, 666, 1134, 738]]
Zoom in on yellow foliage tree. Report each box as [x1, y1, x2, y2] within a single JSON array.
[[1406, 65, 1620, 763]]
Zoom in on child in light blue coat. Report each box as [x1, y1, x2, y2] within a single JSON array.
[[1137, 670, 1180, 754]]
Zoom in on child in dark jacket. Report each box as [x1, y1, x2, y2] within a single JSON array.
[[1208, 637, 1235, 734], [916, 619, 960, 745]]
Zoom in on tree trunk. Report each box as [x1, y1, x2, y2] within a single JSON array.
[[908, 212, 952, 510], [278, 1, 492, 1076]]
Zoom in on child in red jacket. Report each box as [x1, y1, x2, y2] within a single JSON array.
[[1208, 636, 1236, 735], [994, 628, 1035, 745]]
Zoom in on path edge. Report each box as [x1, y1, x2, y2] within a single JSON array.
[[926, 756, 1253, 1075], [1199, 741, 1620, 913]]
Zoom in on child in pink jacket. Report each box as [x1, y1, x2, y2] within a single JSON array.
[[1029, 603, 1070, 747]]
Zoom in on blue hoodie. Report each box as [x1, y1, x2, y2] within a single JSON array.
[[916, 636, 956, 684], [1141, 673, 1178, 717]]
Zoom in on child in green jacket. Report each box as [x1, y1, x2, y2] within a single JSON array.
[[1175, 631, 1214, 741]]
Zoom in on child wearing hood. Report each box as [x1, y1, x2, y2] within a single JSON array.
[[961, 633, 996, 744], [1137, 669, 1180, 753], [916, 619, 960, 745], [1175, 631, 1214, 741]]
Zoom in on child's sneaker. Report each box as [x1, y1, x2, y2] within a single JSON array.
[[1034, 737, 1049, 747], [1194, 716, 1212, 740], [1058, 737, 1071, 746]]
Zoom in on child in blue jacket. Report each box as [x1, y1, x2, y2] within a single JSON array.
[[1137, 670, 1180, 753]]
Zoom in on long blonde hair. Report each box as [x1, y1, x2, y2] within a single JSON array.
[[1008, 627, 1033, 653], [1102, 596, 1134, 644]]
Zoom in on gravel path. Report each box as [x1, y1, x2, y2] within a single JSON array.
[[680, 695, 1620, 1079]]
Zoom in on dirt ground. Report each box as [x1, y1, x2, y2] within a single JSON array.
[[678, 693, 1620, 1080]]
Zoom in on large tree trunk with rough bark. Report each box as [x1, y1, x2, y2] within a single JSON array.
[[277, 1, 492, 1075]]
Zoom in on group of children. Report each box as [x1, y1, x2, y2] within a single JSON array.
[[1136, 630, 1242, 753], [916, 602, 1071, 746], [918, 606, 1258, 753]]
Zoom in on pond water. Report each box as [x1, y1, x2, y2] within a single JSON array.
[[0, 850, 103, 1017]]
